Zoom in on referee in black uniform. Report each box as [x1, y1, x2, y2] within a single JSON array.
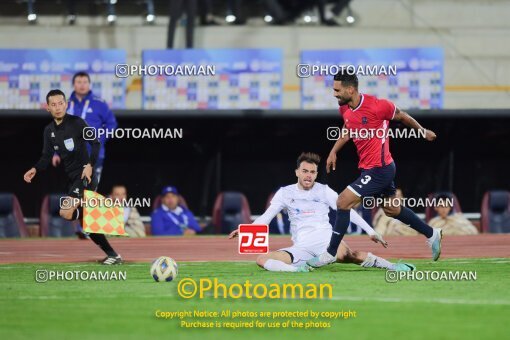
[[24, 89, 122, 265]]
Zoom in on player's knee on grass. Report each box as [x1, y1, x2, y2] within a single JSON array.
[[348, 250, 365, 264], [336, 243, 353, 263], [256, 254, 269, 268], [339, 249, 358, 263], [336, 250, 348, 263], [256, 251, 292, 268]]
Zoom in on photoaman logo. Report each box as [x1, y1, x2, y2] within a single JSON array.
[[238, 224, 269, 254]]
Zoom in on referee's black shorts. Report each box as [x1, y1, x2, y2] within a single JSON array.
[[67, 168, 98, 198]]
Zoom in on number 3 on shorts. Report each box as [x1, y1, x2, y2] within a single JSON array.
[[361, 175, 372, 185]]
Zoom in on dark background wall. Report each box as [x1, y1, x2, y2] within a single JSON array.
[[1, 111, 509, 217]]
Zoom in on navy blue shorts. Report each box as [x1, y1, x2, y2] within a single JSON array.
[[347, 162, 396, 198]]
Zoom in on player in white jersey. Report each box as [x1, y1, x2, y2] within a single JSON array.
[[229, 152, 415, 272]]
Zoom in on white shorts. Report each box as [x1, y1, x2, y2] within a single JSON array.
[[279, 240, 329, 266]]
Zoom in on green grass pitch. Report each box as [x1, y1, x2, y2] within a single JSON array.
[[0, 258, 508, 340]]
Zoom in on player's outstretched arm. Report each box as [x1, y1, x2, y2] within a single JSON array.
[[349, 209, 388, 248], [393, 107, 436, 141], [228, 229, 239, 239], [327, 124, 351, 173]]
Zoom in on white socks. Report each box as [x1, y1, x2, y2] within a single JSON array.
[[263, 259, 298, 272], [360, 252, 396, 270]]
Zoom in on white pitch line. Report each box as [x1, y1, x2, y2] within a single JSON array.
[[0, 294, 176, 300], [329, 296, 510, 306], [439, 257, 509, 263], [1, 294, 509, 306]]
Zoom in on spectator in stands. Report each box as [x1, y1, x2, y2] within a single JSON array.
[[199, 0, 220, 25], [319, 0, 352, 25], [429, 194, 478, 235], [373, 188, 419, 236], [151, 186, 201, 236], [167, 0, 197, 48], [111, 185, 146, 237]]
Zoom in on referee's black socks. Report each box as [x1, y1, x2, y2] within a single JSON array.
[[327, 208, 351, 256], [89, 233, 118, 257], [395, 206, 434, 238]]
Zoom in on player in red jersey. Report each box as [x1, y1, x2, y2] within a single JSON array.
[[308, 70, 443, 268]]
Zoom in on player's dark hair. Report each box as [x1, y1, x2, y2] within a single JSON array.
[[296, 152, 321, 169], [46, 89, 66, 104], [333, 69, 358, 89], [72, 71, 91, 84]]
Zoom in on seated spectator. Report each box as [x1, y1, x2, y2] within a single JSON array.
[[111, 185, 146, 237], [151, 186, 201, 236], [373, 189, 419, 236], [429, 194, 478, 235]]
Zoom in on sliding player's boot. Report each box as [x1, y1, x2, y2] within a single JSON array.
[[296, 263, 314, 272], [393, 262, 416, 271], [307, 252, 336, 268]]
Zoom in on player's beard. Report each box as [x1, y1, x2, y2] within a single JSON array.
[[337, 96, 349, 106]]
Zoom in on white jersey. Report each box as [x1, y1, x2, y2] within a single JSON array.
[[253, 182, 375, 247]]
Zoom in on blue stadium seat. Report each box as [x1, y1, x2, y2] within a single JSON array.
[[212, 191, 252, 234], [39, 194, 77, 237], [0, 193, 28, 238], [481, 190, 510, 233]]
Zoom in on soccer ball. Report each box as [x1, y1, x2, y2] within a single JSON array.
[[150, 256, 178, 282]]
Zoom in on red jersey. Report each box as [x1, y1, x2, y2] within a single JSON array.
[[339, 94, 396, 170]]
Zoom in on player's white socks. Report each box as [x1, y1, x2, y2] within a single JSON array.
[[263, 259, 298, 272], [360, 252, 396, 270]]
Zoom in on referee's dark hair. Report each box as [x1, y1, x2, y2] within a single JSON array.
[[46, 89, 66, 104], [297, 152, 321, 169], [72, 71, 91, 84], [334, 69, 358, 89]]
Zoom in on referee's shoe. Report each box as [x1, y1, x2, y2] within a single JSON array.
[[99, 255, 123, 265]]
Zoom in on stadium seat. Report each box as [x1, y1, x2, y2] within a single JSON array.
[[425, 192, 462, 222], [151, 194, 189, 211], [0, 193, 28, 238], [481, 190, 510, 233], [39, 194, 77, 237], [265, 192, 290, 234], [212, 191, 252, 234]]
